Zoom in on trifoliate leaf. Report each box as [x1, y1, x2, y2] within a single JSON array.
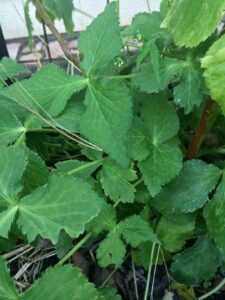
[[139, 142, 183, 196], [127, 118, 150, 161], [141, 96, 179, 145], [21, 150, 49, 196], [44, 0, 74, 34], [78, 2, 122, 76], [19, 265, 101, 300], [174, 65, 204, 114], [133, 58, 183, 94], [0, 257, 18, 300], [0, 106, 25, 146], [151, 160, 221, 214], [171, 236, 219, 285], [17, 174, 103, 243], [79, 80, 132, 167], [162, 0, 225, 47], [0, 207, 18, 238], [97, 230, 126, 267], [87, 204, 117, 235], [117, 215, 159, 247], [0, 64, 88, 117], [202, 34, 225, 114], [99, 158, 137, 204], [157, 214, 195, 252], [204, 177, 225, 256], [0, 146, 28, 208], [0, 57, 28, 88]]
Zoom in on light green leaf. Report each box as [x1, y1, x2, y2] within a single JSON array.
[[127, 118, 150, 161], [139, 142, 183, 196], [79, 80, 132, 167], [0, 107, 25, 146], [97, 230, 126, 267], [151, 160, 221, 214], [44, 0, 74, 34], [171, 236, 219, 285], [99, 158, 137, 204], [0, 207, 18, 238], [141, 96, 179, 145], [162, 0, 225, 47], [87, 204, 117, 235], [204, 177, 225, 256], [17, 174, 103, 243], [118, 215, 159, 247], [0, 64, 87, 117], [78, 2, 122, 75], [19, 264, 101, 300], [174, 67, 204, 114], [0, 257, 18, 300], [100, 287, 122, 300], [0, 146, 28, 208], [157, 214, 195, 252], [202, 34, 225, 113]]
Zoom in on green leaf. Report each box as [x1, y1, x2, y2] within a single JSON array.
[[0, 207, 18, 238], [55, 230, 72, 258], [174, 66, 204, 114], [0, 107, 25, 146], [204, 177, 225, 256], [151, 160, 221, 214], [97, 230, 126, 267], [44, 0, 74, 34], [99, 158, 137, 204], [157, 214, 195, 252], [78, 2, 122, 75], [87, 204, 117, 235], [0, 64, 87, 117], [0, 146, 28, 208], [100, 287, 122, 300], [17, 174, 103, 243], [202, 35, 225, 113], [0, 57, 28, 88], [21, 150, 49, 196], [19, 264, 101, 300], [162, 0, 225, 47], [79, 80, 132, 167], [0, 257, 18, 300], [141, 96, 179, 145], [139, 142, 183, 196], [171, 236, 219, 285], [118, 215, 159, 247], [133, 58, 183, 94]]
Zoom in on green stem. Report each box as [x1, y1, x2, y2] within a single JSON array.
[[27, 128, 56, 133], [57, 232, 91, 266], [133, 178, 143, 187], [116, 0, 120, 16], [15, 131, 26, 147], [146, 0, 151, 12], [144, 242, 156, 300], [67, 158, 104, 176], [198, 278, 225, 300], [75, 8, 94, 19]]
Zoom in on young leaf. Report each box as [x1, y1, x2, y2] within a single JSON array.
[[162, 0, 225, 47], [78, 2, 122, 76], [0, 146, 28, 208], [0, 107, 25, 146], [43, 0, 74, 34], [79, 80, 132, 167], [151, 160, 221, 214], [139, 142, 182, 196], [97, 230, 126, 267], [17, 174, 103, 243], [117, 215, 159, 247], [202, 35, 225, 113], [157, 214, 195, 252], [99, 158, 137, 204], [204, 177, 225, 256], [0, 64, 88, 117], [171, 236, 219, 285], [19, 264, 101, 300], [0, 257, 18, 300]]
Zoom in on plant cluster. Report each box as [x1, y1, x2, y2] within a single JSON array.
[[1, 0, 225, 299]]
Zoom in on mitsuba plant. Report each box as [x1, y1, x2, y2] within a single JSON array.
[[1, 0, 225, 299]]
